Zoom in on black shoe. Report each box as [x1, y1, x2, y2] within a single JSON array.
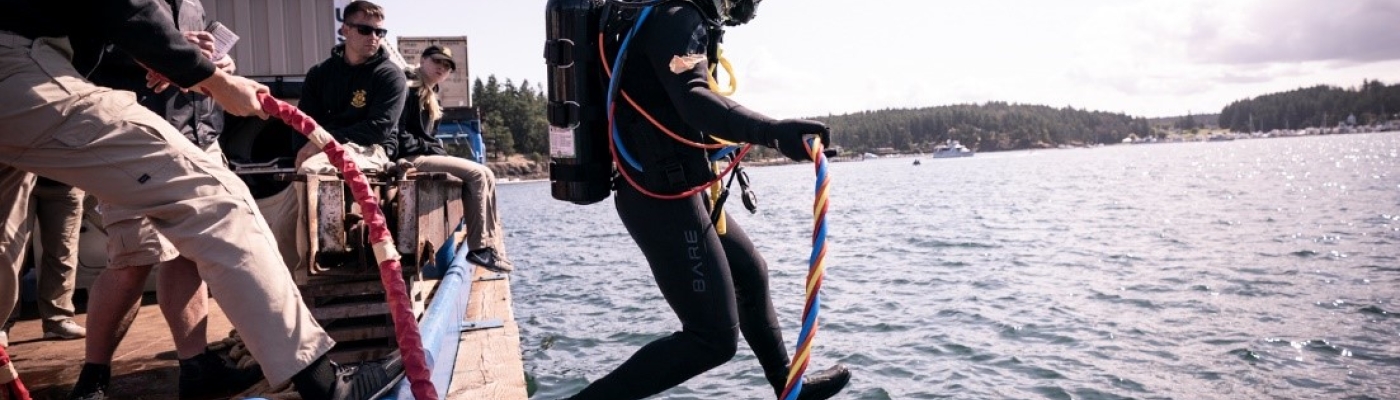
[[790, 364, 851, 400], [331, 352, 405, 400], [68, 363, 110, 400], [466, 248, 512, 273], [179, 350, 264, 398]]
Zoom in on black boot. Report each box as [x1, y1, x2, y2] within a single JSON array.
[[67, 363, 110, 400], [179, 350, 264, 398], [295, 352, 404, 400], [776, 364, 851, 400], [331, 352, 404, 400]]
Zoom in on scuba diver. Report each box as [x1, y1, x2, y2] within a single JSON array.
[[564, 0, 851, 398]]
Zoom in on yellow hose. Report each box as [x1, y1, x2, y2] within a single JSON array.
[[707, 49, 737, 96], [703, 46, 741, 235], [711, 161, 727, 235]]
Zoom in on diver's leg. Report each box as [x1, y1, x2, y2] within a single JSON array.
[[719, 217, 793, 393], [569, 187, 740, 400]]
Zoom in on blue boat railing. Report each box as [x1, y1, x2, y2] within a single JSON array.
[[247, 220, 473, 400], [380, 220, 473, 400]]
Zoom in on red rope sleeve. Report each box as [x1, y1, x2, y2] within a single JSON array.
[[258, 94, 438, 400]]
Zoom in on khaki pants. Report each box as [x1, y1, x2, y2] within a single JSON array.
[[0, 169, 35, 330], [0, 33, 332, 384], [30, 182, 83, 323], [404, 155, 510, 265], [101, 142, 227, 269]]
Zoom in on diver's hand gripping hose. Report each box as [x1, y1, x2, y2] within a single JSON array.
[[764, 120, 832, 162]]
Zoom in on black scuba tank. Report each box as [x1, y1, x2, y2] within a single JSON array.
[[544, 0, 613, 205]]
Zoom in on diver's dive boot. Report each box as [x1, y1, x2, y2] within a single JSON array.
[[776, 364, 851, 400]]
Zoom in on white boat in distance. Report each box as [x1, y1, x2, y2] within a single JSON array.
[[932, 140, 975, 158]]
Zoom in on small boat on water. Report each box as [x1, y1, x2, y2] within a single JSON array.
[[931, 140, 974, 158], [912, 159, 921, 166]]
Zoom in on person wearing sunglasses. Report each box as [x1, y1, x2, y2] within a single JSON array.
[[295, 0, 407, 174]]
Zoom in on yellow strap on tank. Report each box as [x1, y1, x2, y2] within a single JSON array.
[[705, 47, 736, 235], [707, 48, 737, 97], [711, 161, 727, 235]]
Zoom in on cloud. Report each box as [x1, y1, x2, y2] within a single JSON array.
[[1108, 0, 1400, 65]]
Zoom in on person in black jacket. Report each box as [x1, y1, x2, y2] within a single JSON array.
[[65, 1, 262, 398], [566, 1, 850, 399], [389, 45, 511, 272], [295, 0, 406, 174], [0, 1, 398, 400]]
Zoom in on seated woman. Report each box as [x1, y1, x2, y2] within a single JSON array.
[[388, 45, 511, 272]]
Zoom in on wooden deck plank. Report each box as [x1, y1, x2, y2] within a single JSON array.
[[446, 266, 527, 399], [10, 266, 527, 400], [11, 296, 236, 400]]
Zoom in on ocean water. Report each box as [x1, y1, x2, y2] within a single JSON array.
[[500, 132, 1400, 400]]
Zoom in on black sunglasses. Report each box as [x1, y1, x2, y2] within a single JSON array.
[[344, 22, 388, 38]]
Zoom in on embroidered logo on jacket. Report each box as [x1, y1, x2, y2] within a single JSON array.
[[351, 90, 368, 108]]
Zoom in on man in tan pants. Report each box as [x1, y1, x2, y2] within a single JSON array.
[[0, 172, 34, 350], [1, 1, 399, 399], [26, 179, 87, 341]]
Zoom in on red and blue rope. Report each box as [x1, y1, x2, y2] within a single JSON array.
[[780, 137, 831, 400]]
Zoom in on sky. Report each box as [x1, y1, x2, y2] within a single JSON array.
[[370, 0, 1400, 119]]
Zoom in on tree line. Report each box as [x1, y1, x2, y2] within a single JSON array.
[[1218, 79, 1400, 132], [466, 75, 1398, 158], [468, 75, 549, 160], [810, 102, 1151, 152]]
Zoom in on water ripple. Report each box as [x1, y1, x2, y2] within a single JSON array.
[[507, 132, 1400, 399]]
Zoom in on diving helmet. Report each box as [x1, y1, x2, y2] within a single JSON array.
[[723, 0, 761, 26]]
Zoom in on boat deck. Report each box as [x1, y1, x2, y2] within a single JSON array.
[[7, 263, 527, 400], [446, 266, 526, 399], [11, 292, 235, 399]]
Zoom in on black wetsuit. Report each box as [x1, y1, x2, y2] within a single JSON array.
[[569, 3, 794, 399]]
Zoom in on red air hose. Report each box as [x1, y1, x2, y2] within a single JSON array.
[[257, 94, 437, 400], [0, 346, 31, 400]]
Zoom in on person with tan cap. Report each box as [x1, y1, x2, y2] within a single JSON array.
[[387, 45, 512, 272]]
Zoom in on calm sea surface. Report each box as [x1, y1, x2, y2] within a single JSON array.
[[499, 132, 1400, 400]]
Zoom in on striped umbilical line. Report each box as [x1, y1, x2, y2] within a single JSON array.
[[257, 94, 438, 400], [780, 137, 832, 400]]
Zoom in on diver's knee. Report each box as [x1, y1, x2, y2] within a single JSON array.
[[693, 327, 739, 367]]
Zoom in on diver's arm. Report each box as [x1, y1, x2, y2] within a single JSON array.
[[640, 4, 774, 144]]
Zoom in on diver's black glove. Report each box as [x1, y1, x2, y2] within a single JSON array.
[[762, 119, 831, 162]]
